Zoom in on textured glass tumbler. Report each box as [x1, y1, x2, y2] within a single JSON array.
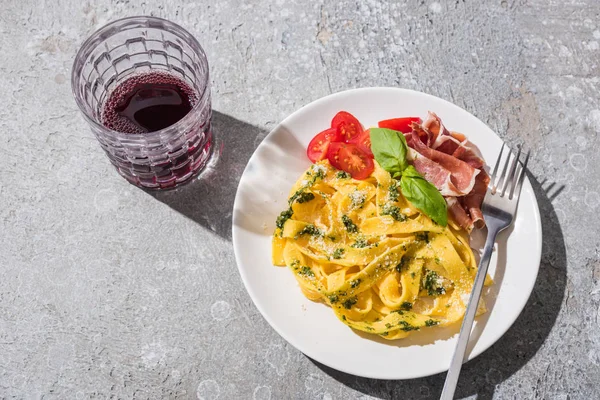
[[72, 16, 212, 190]]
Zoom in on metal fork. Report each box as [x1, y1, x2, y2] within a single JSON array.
[[440, 144, 531, 400]]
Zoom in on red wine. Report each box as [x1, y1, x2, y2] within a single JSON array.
[[102, 72, 197, 133], [99, 72, 212, 189]]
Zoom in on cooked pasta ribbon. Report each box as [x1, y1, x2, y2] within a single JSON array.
[[272, 161, 491, 339]]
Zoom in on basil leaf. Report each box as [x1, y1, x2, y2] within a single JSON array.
[[370, 128, 408, 179], [370, 128, 447, 226], [400, 166, 448, 226]]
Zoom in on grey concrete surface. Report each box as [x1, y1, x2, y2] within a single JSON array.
[[1, 0, 599, 399]]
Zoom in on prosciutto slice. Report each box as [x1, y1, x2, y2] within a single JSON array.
[[446, 197, 473, 232], [424, 112, 485, 169], [405, 112, 488, 230], [452, 144, 485, 169], [408, 129, 479, 196], [462, 169, 489, 229], [410, 122, 434, 147], [423, 111, 449, 145], [411, 151, 467, 197]]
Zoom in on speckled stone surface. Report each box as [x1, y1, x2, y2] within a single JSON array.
[[1, 0, 599, 399]]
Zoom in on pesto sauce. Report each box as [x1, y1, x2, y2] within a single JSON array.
[[276, 208, 293, 229], [416, 231, 430, 243], [332, 248, 345, 259], [299, 266, 314, 278], [425, 319, 439, 327], [287, 166, 326, 205], [341, 215, 359, 233], [381, 204, 407, 222], [400, 301, 413, 311], [388, 181, 400, 202], [336, 171, 350, 179], [350, 278, 361, 288], [398, 320, 419, 332], [313, 168, 325, 180], [342, 296, 358, 309], [395, 255, 411, 273], [422, 269, 446, 296], [295, 192, 315, 204], [351, 238, 369, 248], [328, 294, 339, 304], [295, 224, 323, 238]]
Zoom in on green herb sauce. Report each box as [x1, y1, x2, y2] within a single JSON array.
[[422, 270, 446, 296], [342, 297, 358, 310], [341, 215, 359, 233], [381, 204, 407, 222]]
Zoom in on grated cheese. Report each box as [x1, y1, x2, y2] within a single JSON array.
[[312, 164, 327, 175], [349, 189, 367, 208]]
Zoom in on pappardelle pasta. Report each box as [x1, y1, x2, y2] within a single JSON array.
[[272, 161, 491, 340]]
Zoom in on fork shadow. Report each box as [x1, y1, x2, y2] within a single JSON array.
[[311, 172, 567, 400], [148, 111, 269, 241]]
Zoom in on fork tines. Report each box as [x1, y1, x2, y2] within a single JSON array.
[[490, 143, 531, 200]]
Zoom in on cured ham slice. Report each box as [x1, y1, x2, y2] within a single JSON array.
[[462, 170, 489, 229], [411, 152, 465, 197], [406, 112, 488, 230], [446, 197, 473, 232], [452, 145, 485, 169], [422, 111, 448, 145], [408, 129, 479, 196], [424, 112, 485, 169], [409, 122, 434, 147], [434, 135, 462, 156]]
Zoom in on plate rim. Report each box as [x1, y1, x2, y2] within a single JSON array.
[[231, 87, 543, 380]]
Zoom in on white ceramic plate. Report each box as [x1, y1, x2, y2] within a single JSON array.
[[232, 88, 542, 380]]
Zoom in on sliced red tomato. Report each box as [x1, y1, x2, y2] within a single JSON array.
[[332, 111, 363, 142], [327, 142, 374, 180], [306, 127, 341, 163], [349, 129, 373, 158], [378, 117, 421, 133]]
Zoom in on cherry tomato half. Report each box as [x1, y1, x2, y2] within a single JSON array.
[[332, 111, 363, 142], [307, 127, 342, 163], [377, 117, 421, 133], [348, 129, 373, 158], [327, 142, 374, 180]]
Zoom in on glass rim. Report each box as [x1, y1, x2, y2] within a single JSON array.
[[71, 15, 210, 142]]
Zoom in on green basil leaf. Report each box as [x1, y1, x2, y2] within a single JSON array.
[[370, 128, 409, 178], [400, 166, 448, 226]]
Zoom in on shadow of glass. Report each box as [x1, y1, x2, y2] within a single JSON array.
[[311, 172, 567, 400], [148, 111, 268, 241]]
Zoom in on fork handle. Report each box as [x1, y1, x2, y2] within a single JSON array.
[[440, 226, 499, 400]]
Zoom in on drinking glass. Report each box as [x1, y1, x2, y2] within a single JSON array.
[[72, 16, 212, 190]]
